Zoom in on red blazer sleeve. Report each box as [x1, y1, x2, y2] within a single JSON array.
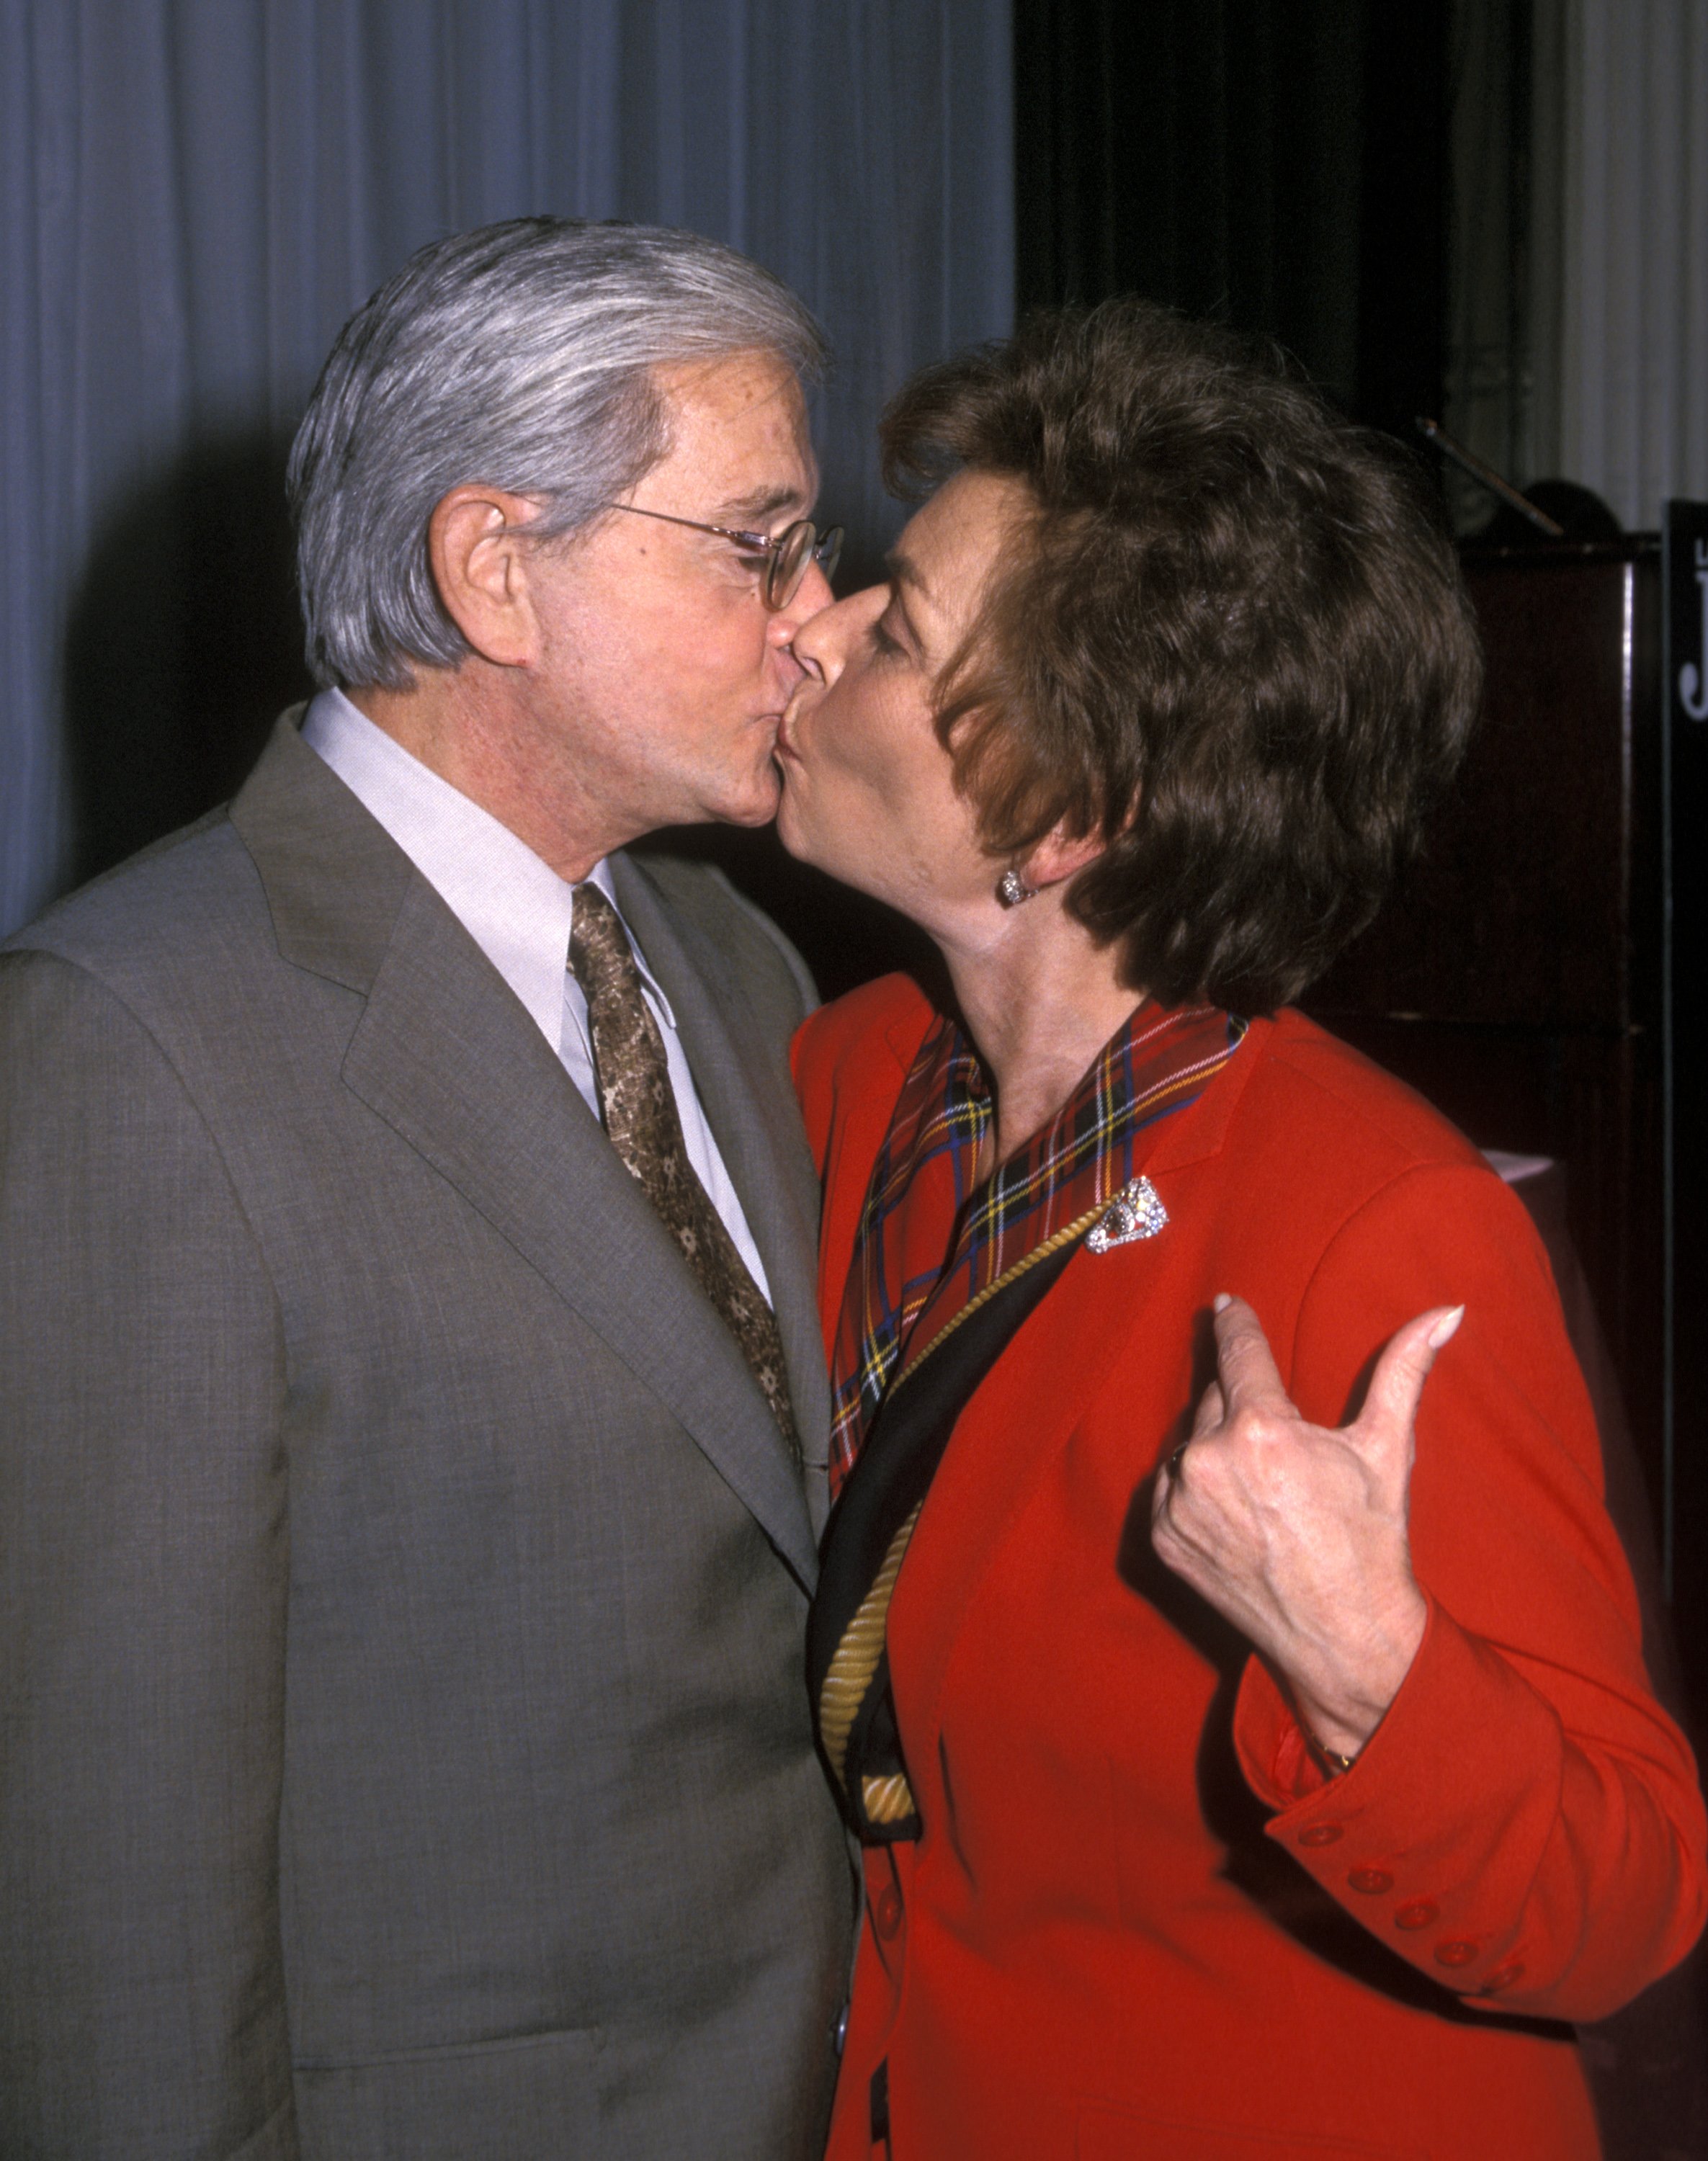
[[1233, 1160, 1708, 2020]]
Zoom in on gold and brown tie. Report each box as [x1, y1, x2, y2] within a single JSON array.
[[569, 882, 800, 1458]]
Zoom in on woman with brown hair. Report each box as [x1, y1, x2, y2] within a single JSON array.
[[777, 301, 1707, 2159]]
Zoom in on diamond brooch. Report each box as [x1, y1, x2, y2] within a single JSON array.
[[1085, 1176, 1168, 1253]]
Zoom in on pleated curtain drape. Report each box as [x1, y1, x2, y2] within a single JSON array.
[[1442, 0, 1708, 535], [1556, 0, 1708, 532], [0, 0, 1014, 935]]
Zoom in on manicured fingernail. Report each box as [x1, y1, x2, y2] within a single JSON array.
[[1427, 1305, 1465, 1348], [1213, 1292, 1232, 1314]]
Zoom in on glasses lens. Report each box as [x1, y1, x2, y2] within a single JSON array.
[[765, 522, 814, 610], [815, 526, 844, 589]]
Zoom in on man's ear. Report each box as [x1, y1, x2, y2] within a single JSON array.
[[427, 486, 547, 667]]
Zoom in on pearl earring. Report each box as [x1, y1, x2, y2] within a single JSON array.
[[996, 867, 1038, 908]]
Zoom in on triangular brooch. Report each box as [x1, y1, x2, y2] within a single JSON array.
[[1085, 1176, 1168, 1253]]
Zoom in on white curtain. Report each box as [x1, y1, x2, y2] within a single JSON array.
[[0, 0, 1014, 934], [1556, 0, 1708, 528]]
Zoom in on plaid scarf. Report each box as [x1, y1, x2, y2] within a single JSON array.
[[828, 998, 1245, 1497]]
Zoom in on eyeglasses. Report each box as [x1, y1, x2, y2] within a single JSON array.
[[604, 504, 843, 610]]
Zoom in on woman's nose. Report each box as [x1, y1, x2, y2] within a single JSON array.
[[788, 583, 882, 681], [785, 595, 844, 680]]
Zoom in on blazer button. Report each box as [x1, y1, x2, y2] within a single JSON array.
[[872, 1886, 904, 1941], [1297, 1822, 1343, 1848], [1434, 1938, 1480, 1968], [1347, 1867, 1394, 1894], [1394, 1898, 1439, 1930]]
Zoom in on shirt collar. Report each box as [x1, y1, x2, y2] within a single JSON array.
[[299, 687, 675, 1039]]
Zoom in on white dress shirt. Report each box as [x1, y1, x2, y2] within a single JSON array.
[[300, 687, 772, 1301]]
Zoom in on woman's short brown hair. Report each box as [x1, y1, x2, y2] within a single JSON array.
[[880, 300, 1482, 1014]]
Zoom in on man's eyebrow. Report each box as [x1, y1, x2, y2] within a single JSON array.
[[711, 483, 806, 526]]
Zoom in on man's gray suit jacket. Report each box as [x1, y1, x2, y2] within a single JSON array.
[[0, 717, 857, 2159]]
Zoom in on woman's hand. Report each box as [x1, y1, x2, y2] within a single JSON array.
[[1150, 1294, 1462, 1759]]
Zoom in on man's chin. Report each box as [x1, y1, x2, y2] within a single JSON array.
[[673, 761, 784, 834], [771, 777, 821, 867], [727, 763, 784, 829]]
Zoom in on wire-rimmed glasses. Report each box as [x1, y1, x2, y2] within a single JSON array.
[[604, 504, 843, 610]]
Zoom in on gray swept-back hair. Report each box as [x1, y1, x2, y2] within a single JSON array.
[[287, 218, 828, 690]]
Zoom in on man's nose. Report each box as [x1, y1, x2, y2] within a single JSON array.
[[797, 554, 838, 610], [769, 555, 836, 640]]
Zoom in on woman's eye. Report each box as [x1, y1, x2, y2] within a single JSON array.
[[870, 617, 906, 660]]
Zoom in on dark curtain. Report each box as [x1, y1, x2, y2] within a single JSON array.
[[1013, 0, 1448, 442]]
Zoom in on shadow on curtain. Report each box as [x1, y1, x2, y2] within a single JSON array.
[[61, 431, 304, 885]]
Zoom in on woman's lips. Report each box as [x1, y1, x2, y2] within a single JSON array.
[[774, 694, 810, 763]]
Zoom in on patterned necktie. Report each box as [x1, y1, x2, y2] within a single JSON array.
[[569, 882, 800, 1458]]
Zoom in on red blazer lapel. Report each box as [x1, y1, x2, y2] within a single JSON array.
[[881, 1036, 1256, 1827], [798, 993, 1271, 1827]]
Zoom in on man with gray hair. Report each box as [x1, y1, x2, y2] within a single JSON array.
[[0, 219, 854, 2160]]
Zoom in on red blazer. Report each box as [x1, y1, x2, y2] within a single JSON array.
[[795, 977, 1707, 2161]]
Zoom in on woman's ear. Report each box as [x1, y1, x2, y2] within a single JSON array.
[[1023, 820, 1109, 892], [427, 485, 546, 667]]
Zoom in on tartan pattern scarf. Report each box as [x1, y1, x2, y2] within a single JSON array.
[[827, 998, 1246, 1498]]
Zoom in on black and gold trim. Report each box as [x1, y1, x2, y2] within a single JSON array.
[[806, 1211, 1101, 1843]]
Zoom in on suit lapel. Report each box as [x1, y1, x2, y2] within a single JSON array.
[[612, 854, 833, 1534], [231, 720, 820, 1586]]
